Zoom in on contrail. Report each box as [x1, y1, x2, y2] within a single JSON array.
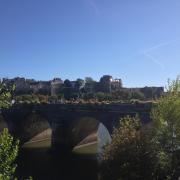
[[141, 38, 180, 69], [143, 52, 165, 70], [143, 39, 180, 53]]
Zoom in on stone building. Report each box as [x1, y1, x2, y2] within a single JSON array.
[[127, 86, 164, 99], [99, 75, 122, 93], [2, 77, 30, 94], [1, 76, 164, 99], [50, 78, 63, 96], [30, 81, 51, 95], [111, 78, 122, 91]]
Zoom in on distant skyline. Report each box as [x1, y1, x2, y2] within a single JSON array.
[[0, 0, 180, 87]]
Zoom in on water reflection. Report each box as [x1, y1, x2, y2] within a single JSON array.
[[16, 122, 111, 180], [16, 148, 98, 180]]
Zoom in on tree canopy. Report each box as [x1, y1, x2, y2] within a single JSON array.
[[101, 76, 180, 180], [0, 83, 14, 108]]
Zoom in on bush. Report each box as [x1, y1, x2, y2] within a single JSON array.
[[131, 91, 145, 100], [151, 76, 180, 179], [100, 116, 169, 180], [0, 128, 19, 179], [0, 83, 13, 108]]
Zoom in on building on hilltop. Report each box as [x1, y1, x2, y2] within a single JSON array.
[[99, 75, 122, 93], [124, 86, 164, 99], [51, 78, 63, 96], [1, 76, 164, 100], [30, 81, 51, 95], [2, 77, 31, 94]]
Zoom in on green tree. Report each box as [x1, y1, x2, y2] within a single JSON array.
[[63, 79, 73, 100], [131, 90, 145, 100], [85, 77, 94, 83], [0, 129, 19, 180], [100, 116, 169, 180], [0, 83, 12, 108], [151, 76, 180, 179], [0, 82, 20, 180], [95, 92, 112, 101], [82, 92, 95, 100], [15, 94, 40, 104], [74, 79, 85, 98], [75, 79, 84, 90], [112, 90, 131, 101]]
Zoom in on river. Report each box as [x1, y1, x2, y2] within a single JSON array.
[[16, 147, 98, 180], [15, 123, 111, 180]]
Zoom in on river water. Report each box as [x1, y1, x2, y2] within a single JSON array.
[[15, 123, 111, 180], [16, 148, 98, 180]]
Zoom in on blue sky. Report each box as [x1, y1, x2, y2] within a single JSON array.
[[0, 0, 180, 87]]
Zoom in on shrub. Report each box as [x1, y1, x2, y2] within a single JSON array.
[[0, 129, 19, 180], [100, 116, 169, 180]]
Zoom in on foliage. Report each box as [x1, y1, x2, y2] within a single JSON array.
[[112, 90, 131, 101], [64, 79, 72, 88], [0, 84, 32, 179], [151, 76, 180, 179], [0, 82, 19, 179], [0, 83, 14, 108], [0, 129, 19, 180], [130, 91, 145, 100], [95, 92, 112, 101], [62, 79, 73, 100], [15, 94, 39, 104], [15, 94, 49, 104], [37, 95, 48, 103], [100, 116, 170, 180], [75, 79, 84, 90], [82, 92, 95, 100]]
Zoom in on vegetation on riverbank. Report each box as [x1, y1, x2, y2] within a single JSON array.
[[0, 83, 19, 179], [0, 82, 33, 180], [101, 76, 180, 180]]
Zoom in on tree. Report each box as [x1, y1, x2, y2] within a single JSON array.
[[112, 90, 131, 101], [142, 87, 154, 100], [15, 94, 40, 104], [151, 76, 180, 179], [63, 79, 72, 88], [85, 77, 94, 83], [0, 129, 19, 180], [100, 116, 169, 180], [74, 79, 85, 98], [63, 79, 73, 100], [131, 90, 145, 100], [82, 92, 95, 100], [75, 79, 84, 90], [95, 92, 112, 101], [0, 82, 20, 179], [0, 83, 13, 108]]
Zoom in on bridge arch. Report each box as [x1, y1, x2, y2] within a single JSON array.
[[20, 112, 52, 148], [67, 116, 99, 148], [66, 116, 112, 152]]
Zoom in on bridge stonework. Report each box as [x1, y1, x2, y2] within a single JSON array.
[[0, 103, 152, 152]]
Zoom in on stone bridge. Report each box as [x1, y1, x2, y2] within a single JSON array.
[[0, 103, 152, 152]]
